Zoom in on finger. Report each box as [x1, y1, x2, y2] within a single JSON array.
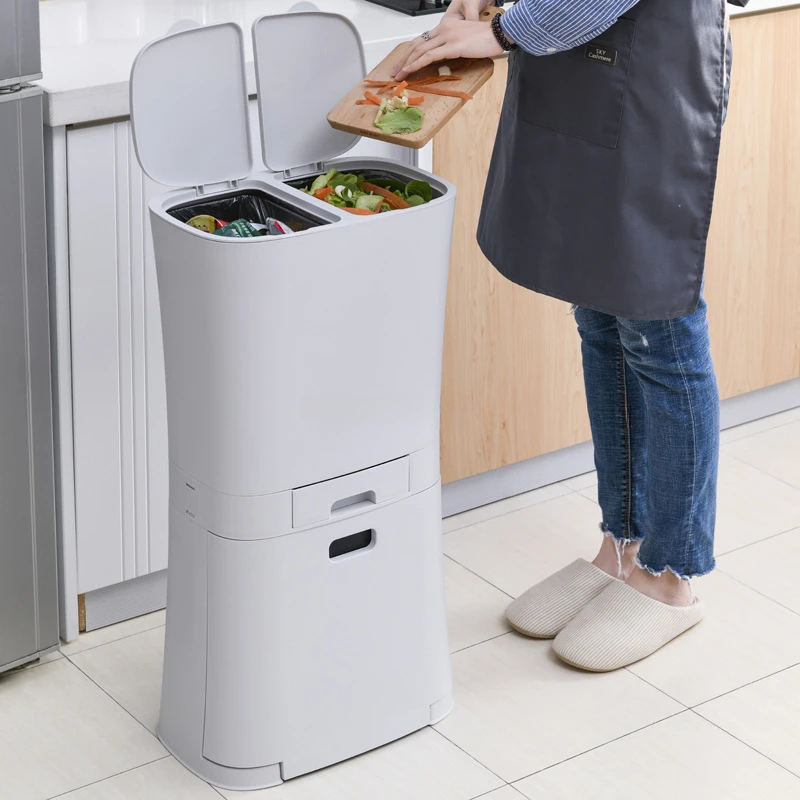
[[395, 37, 443, 80], [462, 0, 480, 21], [392, 30, 440, 77], [401, 44, 457, 79]]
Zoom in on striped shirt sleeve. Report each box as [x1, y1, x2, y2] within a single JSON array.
[[500, 0, 641, 57]]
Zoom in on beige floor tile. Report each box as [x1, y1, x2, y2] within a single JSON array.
[[56, 756, 221, 799], [445, 558, 512, 653], [717, 527, 800, 613], [696, 665, 800, 776], [60, 609, 166, 656], [443, 483, 572, 534], [0, 658, 165, 800], [715, 457, 800, 554], [578, 486, 597, 504], [218, 727, 503, 800], [444, 493, 601, 598], [69, 626, 165, 734], [434, 633, 681, 782], [628, 571, 800, 707], [477, 788, 526, 800], [560, 471, 598, 492], [724, 421, 800, 489], [720, 407, 800, 445], [514, 711, 800, 799]]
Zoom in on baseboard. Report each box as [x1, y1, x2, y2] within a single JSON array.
[[83, 570, 167, 632], [442, 377, 800, 518]]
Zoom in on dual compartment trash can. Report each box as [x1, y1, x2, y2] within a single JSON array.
[[130, 11, 456, 790]]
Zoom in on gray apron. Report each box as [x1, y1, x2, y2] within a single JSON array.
[[477, 0, 743, 320]]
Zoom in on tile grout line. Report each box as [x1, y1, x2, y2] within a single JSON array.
[[430, 726, 508, 789], [688, 708, 800, 783], [720, 416, 800, 446], [510, 708, 688, 784], [451, 630, 513, 656], [45, 754, 171, 799], [443, 554, 516, 600], [60, 619, 166, 658], [715, 524, 800, 558], [714, 567, 800, 620], [64, 654, 165, 745], [691, 660, 800, 710], [624, 667, 690, 709], [723, 449, 800, 494]]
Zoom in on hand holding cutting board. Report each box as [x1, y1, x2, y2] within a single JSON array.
[[394, 6, 505, 81], [327, 7, 502, 149]]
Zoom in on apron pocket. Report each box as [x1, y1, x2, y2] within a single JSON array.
[[515, 18, 636, 149]]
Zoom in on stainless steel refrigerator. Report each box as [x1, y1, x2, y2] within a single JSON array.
[[0, 0, 59, 673]]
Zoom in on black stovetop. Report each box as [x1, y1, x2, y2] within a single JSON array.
[[362, 0, 452, 16]]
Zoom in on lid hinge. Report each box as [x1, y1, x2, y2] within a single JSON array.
[[195, 179, 240, 197], [279, 162, 326, 181]]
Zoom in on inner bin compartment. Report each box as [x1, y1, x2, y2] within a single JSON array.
[[168, 189, 329, 233], [285, 168, 444, 201]]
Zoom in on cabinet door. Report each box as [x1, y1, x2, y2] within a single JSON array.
[[434, 61, 591, 484], [67, 123, 169, 594], [705, 11, 800, 398]]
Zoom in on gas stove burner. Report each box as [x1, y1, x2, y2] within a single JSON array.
[[363, 0, 452, 16]]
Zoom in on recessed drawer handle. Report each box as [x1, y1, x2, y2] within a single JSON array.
[[329, 529, 374, 560], [331, 490, 377, 516]]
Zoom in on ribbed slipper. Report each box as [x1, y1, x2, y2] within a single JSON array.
[[505, 558, 618, 639], [553, 580, 704, 671]]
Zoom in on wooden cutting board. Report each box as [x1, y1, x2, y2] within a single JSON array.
[[327, 9, 499, 150]]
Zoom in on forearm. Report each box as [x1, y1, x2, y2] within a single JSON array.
[[500, 0, 641, 57]]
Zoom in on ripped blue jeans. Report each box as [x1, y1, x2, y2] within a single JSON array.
[[574, 297, 719, 579]]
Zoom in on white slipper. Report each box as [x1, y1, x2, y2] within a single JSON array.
[[505, 558, 618, 639], [552, 580, 704, 671]]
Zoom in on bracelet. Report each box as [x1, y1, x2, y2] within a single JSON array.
[[490, 11, 517, 52]]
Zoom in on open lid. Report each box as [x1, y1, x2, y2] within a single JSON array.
[[130, 23, 253, 189], [252, 12, 366, 173]]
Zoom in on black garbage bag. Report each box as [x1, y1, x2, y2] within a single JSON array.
[[168, 190, 326, 233]]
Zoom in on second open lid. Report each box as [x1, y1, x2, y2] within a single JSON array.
[[252, 12, 366, 173]]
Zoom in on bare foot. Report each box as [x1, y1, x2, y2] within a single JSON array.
[[592, 535, 641, 580], [626, 564, 694, 606]]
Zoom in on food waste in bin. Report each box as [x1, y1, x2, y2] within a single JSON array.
[[302, 169, 433, 215], [187, 215, 290, 237]]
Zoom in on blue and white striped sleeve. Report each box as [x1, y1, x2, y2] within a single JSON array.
[[500, 0, 641, 57]]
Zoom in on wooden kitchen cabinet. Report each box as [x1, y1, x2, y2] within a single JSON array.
[[705, 9, 800, 399], [436, 9, 800, 485]]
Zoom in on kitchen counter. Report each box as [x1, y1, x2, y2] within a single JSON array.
[[39, 0, 800, 127]]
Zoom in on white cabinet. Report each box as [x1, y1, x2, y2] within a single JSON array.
[[67, 121, 169, 594], [65, 111, 415, 602]]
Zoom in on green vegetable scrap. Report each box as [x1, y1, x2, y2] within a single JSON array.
[[375, 106, 424, 136], [301, 169, 434, 215]]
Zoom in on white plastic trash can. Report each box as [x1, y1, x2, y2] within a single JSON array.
[[130, 12, 455, 791]]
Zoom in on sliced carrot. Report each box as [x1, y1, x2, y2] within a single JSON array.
[[356, 99, 374, 105], [364, 79, 394, 86], [392, 80, 408, 97], [407, 96, 425, 105], [408, 85, 473, 100], [360, 182, 412, 210], [364, 90, 382, 105], [341, 207, 378, 216], [406, 75, 462, 86], [314, 186, 333, 200]]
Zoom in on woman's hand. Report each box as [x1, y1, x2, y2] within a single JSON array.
[[393, 19, 502, 81], [444, 0, 494, 21]]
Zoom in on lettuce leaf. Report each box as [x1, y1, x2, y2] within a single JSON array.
[[375, 107, 424, 135]]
